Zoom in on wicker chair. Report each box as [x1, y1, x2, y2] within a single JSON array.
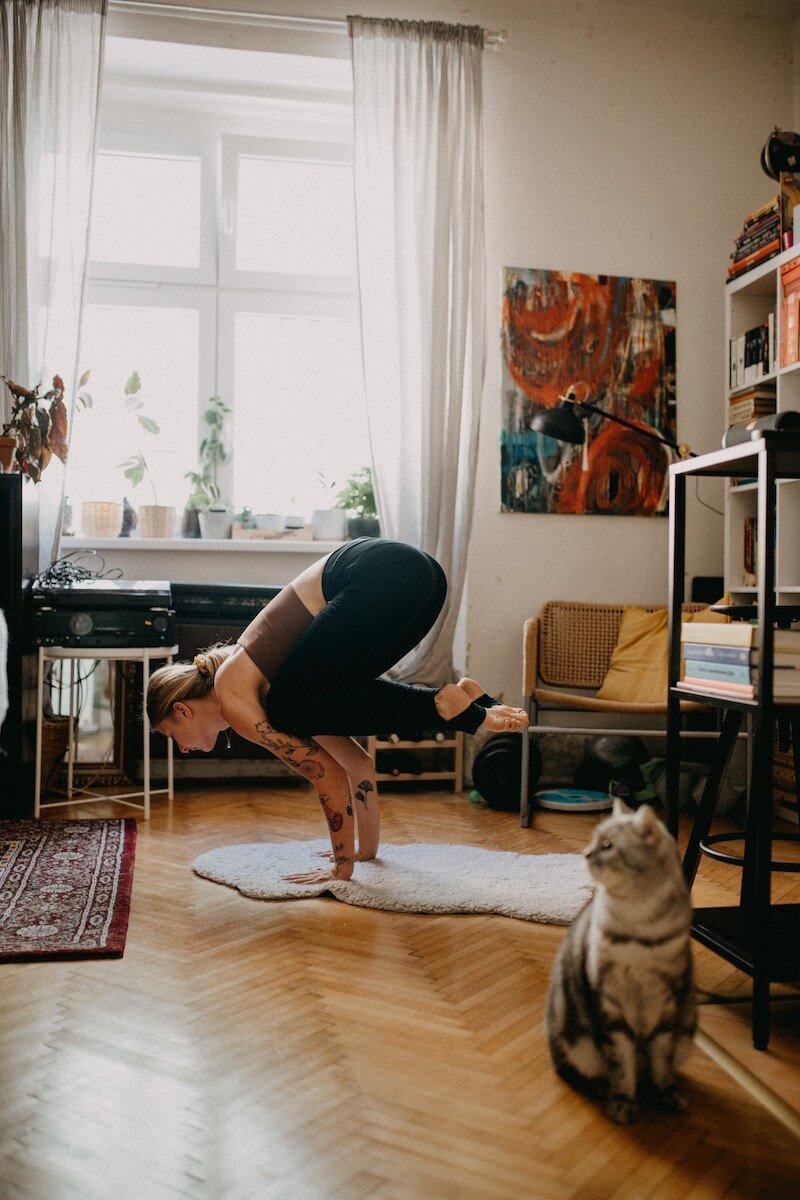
[[519, 599, 713, 827]]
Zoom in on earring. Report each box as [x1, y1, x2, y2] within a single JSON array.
[[225, 728, 232, 750]]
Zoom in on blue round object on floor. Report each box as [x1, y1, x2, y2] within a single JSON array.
[[535, 788, 612, 812]]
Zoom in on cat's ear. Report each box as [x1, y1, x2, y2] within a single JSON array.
[[633, 803, 659, 842], [613, 795, 635, 818]]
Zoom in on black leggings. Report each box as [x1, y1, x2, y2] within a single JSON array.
[[265, 538, 483, 737]]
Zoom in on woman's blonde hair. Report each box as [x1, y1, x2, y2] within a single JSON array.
[[146, 642, 235, 727]]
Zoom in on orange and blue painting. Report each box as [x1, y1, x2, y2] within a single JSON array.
[[501, 268, 676, 515]]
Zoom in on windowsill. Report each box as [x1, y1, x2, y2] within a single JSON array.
[[63, 535, 345, 553]]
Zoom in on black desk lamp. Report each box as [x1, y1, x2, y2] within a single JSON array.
[[531, 382, 693, 468]]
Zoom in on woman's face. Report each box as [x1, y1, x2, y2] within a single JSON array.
[[156, 700, 222, 754]]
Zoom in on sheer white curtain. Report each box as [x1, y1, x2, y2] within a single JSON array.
[[0, 0, 107, 566], [348, 17, 486, 687]]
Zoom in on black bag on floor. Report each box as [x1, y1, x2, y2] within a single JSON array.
[[472, 734, 542, 812]]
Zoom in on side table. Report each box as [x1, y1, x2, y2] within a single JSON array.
[[35, 644, 178, 821]]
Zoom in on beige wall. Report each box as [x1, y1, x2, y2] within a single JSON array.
[[112, 0, 797, 702]]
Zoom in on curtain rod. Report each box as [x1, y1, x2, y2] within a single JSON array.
[[107, 3, 507, 48]]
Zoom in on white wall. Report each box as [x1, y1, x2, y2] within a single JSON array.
[[115, 0, 797, 702]]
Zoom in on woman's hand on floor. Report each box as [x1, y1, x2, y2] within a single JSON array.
[[282, 865, 352, 885]]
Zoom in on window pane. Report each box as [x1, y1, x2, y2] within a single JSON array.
[[232, 312, 369, 517], [236, 157, 355, 276], [89, 152, 202, 268], [68, 305, 200, 518]]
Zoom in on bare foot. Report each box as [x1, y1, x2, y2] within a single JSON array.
[[435, 683, 528, 733]]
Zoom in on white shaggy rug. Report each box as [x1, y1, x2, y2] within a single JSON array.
[[192, 840, 592, 925]]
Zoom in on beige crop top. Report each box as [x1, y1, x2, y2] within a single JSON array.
[[237, 584, 314, 682]]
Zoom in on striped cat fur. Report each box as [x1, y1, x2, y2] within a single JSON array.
[[546, 800, 696, 1124]]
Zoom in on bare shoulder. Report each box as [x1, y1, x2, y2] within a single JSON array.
[[214, 644, 268, 708], [291, 555, 329, 617]]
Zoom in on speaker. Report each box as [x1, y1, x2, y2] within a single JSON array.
[[472, 734, 541, 812]]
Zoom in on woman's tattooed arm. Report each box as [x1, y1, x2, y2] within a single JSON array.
[[218, 697, 355, 883]]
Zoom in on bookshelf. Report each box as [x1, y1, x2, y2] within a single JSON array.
[[724, 244, 800, 604]]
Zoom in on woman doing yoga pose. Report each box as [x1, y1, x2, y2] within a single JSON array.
[[147, 538, 527, 884]]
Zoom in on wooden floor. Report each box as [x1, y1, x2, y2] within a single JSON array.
[[2, 784, 799, 1200]]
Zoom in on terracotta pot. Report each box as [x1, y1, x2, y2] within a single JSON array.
[[0, 435, 18, 472]]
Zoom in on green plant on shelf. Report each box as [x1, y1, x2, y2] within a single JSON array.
[[184, 394, 231, 511], [335, 466, 376, 517], [117, 371, 163, 504]]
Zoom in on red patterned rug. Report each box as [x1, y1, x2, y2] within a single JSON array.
[[0, 819, 136, 961]]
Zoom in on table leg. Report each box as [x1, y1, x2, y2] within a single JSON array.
[[34, 649, 45, 818], [142, 655, 151, 821], [67, 658, 75, 799]]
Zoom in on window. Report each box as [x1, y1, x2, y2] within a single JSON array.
[[70, 34, 369, 524]]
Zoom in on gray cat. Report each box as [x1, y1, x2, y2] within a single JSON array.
[[546, 800, 696, 1124]]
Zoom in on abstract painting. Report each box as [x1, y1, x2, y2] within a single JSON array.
[[501, 268, 676, 515]]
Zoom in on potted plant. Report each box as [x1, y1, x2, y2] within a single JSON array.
[[1, 371, 91, 479], [117, 371, 175, 538], [183, 395, 231, 538], [336, 467, 380, 538], [311, 472, 348, 540]]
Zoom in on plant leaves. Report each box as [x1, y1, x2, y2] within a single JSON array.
[[79, 392, 94, 409], [79, 369, 91, 387], [125, 371, 142, 395], [137, 415, 160, 435], [124, 395, 143, 412], [49, 395, 69, 463], [52, 375, 64, 395]]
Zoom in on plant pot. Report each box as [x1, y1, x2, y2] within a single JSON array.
[[311, 508, 348, 540], [347, 516, 380, 539], [0, 435, 17, 472], [181, 506, 201, 538], [138, 505, 175, 538], [81, 501, 122, 539], [254, 513, 285, 531], [198, 508, 232, 539]]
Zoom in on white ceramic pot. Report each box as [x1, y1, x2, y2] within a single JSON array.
[[198, 508, 232, 539], [81, 501, 122, 539], [138, 505, 175, 538], [311, 508, 348, 540], [254, 513, 286, 531]]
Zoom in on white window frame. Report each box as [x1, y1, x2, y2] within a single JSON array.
[[219, 133, 357, 296], [81, 281, 218, 481], [216, 287, 361, 506], [89, 128, 218, 287]]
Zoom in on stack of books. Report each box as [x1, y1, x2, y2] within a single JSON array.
[[780, 256, 800, 368], [728, 197, 781, 282], [678, 621, 800, 702], [727, 384, 776, 425]]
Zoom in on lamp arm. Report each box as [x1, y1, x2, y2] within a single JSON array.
[[574, 400, 694, 458]]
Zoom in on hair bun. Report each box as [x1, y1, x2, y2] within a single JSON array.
[[193, 653, 210, 676]]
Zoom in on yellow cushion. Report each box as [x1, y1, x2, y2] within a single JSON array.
[[596, 607, 668, 704], [682, 595, 732, 624]]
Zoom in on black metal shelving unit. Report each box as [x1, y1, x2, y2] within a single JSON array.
[[666, 433, 800, 1050]]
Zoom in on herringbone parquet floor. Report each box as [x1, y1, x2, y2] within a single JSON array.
[[1, 783, 799, 1200]]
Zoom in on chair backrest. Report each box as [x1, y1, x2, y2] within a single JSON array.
[[538, 599, 706, 690]]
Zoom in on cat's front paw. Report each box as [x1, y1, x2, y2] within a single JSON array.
[[604, 1094, 639, 1124], [654, 1084, 689, 1113]]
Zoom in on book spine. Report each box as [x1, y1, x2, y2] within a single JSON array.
[[728, 239, 781, 279], [680, 622, 756, 647], [678, 679, 756, 698], [682, 660, 753, 684], [679, 643, 752, 665], [742, 197, 780, 228]]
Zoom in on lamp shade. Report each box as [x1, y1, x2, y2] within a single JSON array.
[[531, 400, 586, 444]]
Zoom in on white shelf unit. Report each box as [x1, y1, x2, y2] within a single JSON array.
[[724, 245, 800, 605], [366, 733, 464, 791]]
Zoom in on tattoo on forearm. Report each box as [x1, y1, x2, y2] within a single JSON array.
[[253, 722, 325, 779], [355, 778, 374, 807], [319, 795, 343, 833]]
